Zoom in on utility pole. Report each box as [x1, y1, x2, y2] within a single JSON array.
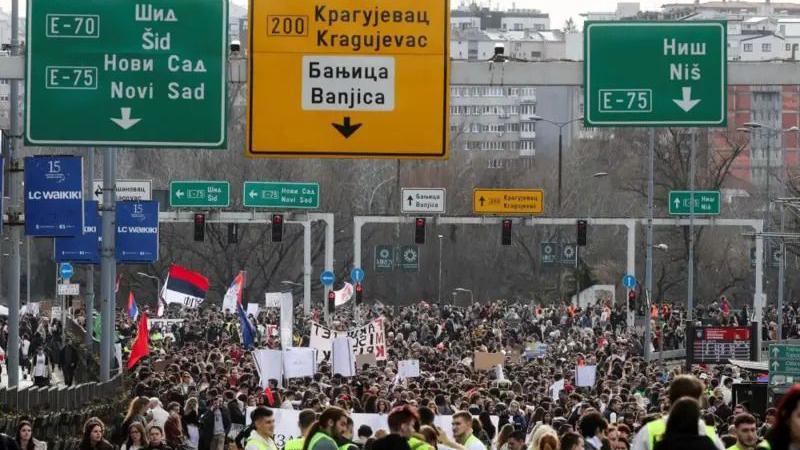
[[85, 148, 95, 351], [99, 149, 116, 381], [687, 129, 696, 321], [644, 128, 655, 362], [4, 0, 21, 387]]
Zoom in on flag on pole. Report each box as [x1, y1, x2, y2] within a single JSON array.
[[127, 291, 139, 321], [157, 275, 167, 317], [237, 303, 255, 350], [163, 264, 209, 308], [222, 271, 245, 313], [115, 274, 122, 294], [127, 312, 149, 369]]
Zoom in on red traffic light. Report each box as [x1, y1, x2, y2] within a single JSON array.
[[355, 283, 363, 293]]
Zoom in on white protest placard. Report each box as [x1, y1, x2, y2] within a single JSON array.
[[576, 365, 597, 387], [280, 293, 293, 350], [246, 302, 260, 318], [253, 349, 284, 388], [398, 359, 420, 379], [332, 337, 356, 377], [265, 292, 292, 308], [309, 317, 387, 362], [283, 347, 316, 379]]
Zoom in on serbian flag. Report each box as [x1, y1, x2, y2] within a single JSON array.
[[127, 291, 139, 321], [163, 264, 209, 308], [222, 271, 246, 313], [127, 312, 149, 369]]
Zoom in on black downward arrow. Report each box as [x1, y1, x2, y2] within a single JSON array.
[[479, 196, 486, 206], [332, 116, 362, 139], [407, 196, 413, 206]]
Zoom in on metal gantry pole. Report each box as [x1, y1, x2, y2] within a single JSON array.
[[687, 129, 696, 322], [437, 236, 443, 304], [85, 147, 95, 351], [644, 128, 655, 362], [99, 148, 116, 381], [5, 0, 21, 387], [303, 221, 311, 317]]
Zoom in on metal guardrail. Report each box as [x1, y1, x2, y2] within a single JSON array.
[[0, 374, 123, 412]]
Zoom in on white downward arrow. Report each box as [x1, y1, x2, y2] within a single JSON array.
[[110, 107, 142, 130], [673, 87, 701, 113]]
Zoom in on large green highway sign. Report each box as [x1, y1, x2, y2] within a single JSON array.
[[26, 0, 227, 147], [584, 21, 726, 127]]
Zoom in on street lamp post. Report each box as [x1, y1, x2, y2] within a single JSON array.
[[437, 234, 444, 304], [135, 272, 161, 311], [454, 288, 474, 305], [531, 115, 584, 211]]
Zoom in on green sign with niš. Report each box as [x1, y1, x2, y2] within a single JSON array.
[[170, 181, 229, 208], [243, 182, 320, 209], [584, 21, 726, 127], [26, 0, 227, 147], [668, 191, 721, 215], [769, 344, 800, 386]]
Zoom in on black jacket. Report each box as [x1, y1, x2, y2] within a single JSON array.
[[654, 434, 718, 450], [199, 406, 231, 450], [0, 434, 18, 450]]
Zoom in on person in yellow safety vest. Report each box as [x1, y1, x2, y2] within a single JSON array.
[[630, 375, 725, 450], [245, 407, 278, 450], [384, 404, 434, 450], [452, 411, 487, 450], [284, 409, 317, 450], [727, 414, 760, 450], [336, 415, 359, 450], [302, 407, 350, 450]]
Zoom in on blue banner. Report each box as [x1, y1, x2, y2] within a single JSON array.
[[116, 201, 159, 264], [54, 201, 101, 264], [24, 156, 83, 236]]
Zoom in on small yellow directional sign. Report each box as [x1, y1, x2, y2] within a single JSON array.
[[473, 189, 544, 215], [247, 0, 449, 158]]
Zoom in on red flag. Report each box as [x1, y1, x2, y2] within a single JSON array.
[[127, 312, 149, 369]]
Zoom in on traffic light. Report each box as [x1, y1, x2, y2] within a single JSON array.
[[355, 283, 363, 305], [327, 289, 335, 314], [272, 214, 284, 242], [227, 223, 239, 244], [628, 290, 636, 311], [577, 220, 588, 246], [415, 217, 426, 244], [501, 219, 512, 246], [193, 213, 205, 242]]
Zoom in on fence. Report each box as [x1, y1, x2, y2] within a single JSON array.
[[0, 374, 123, 412]]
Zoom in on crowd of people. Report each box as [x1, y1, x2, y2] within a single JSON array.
[[1, 298, 800, 450]]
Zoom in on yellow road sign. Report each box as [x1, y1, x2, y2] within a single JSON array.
[[473, 189, 544, 215], [247, 0, 449, 158]]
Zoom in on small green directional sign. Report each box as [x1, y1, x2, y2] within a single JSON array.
[[769, 344, 800, 386], [668, 190, 721, 215], [243, 182, 320, 209], [169, 181, 229, 208]]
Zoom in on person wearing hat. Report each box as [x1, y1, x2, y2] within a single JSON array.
[[630, 375, 724, 450]]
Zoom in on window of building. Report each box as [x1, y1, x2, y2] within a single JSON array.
[[787, 43, 792, 51], [762, 43, 771, 52], [744, 43, 753, 52]]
